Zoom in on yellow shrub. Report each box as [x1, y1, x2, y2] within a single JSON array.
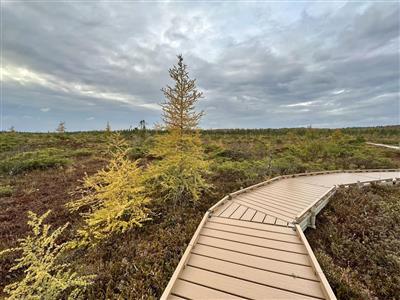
[[67, 133, 150, 247], [0, 210, 94, 299], [147, 130, 210, 203]]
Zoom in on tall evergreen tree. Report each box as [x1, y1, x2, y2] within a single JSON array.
[[105, 121, 111, 132], [161, 55, 203, 132], [146, 55, 210, 204], [56, 121, 66, 133]]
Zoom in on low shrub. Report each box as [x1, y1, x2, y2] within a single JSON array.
[[0, 149, 70, 175], [0, 185, 13, 197], [128, 146, 147, 160], [211, 160, 268, 193], [271, 155, 306, 174], [68, 148, 93, 157], [0, 210, 94, 299], [306, 184, 400, 299]]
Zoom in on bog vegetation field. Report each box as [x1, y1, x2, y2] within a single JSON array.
[[306, 183, 400, 300], [0, 126, 399, 299]]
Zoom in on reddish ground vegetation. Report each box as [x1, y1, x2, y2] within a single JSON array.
[[306, 184, 400, 300], [0, 157, 106, 296]]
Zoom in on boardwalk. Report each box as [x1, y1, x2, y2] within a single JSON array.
[[366, 142, 400, 150], [161, 169, 399, 300]]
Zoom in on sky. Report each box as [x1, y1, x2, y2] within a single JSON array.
[[1, 1, 399, 132]]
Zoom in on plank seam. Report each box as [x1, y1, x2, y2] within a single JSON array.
[[202, 226, 303, 245], [233, 198, 294, 220], [199, 233, 308, 255], [237, 194, 301, 215], [208, 219, 296, 236], [227, 204, 241, 218], [190, 252, 320, 282], [185, 264, 326, 300], [178, 278, 252, 300], [196, 241, 313, 267], [217, 202, 233, 217], [170, 292, 190, 300]]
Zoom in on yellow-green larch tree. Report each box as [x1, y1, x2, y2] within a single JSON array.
[[0, 210, 94, 299], [146, 55, 210, 204], [66, 133, 150, 247]]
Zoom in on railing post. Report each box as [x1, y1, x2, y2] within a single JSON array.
[[310, 207, 317, 229]]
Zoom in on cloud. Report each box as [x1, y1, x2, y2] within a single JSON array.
[[332, 90, 346, 95], [281, 101, 318, 108], [2, 1, 399, 131], [40, 107, 50, 112]]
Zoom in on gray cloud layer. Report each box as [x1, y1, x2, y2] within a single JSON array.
[[2, 2, 399, 131]]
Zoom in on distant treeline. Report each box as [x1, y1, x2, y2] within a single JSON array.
[[5, 125, 399, 136]]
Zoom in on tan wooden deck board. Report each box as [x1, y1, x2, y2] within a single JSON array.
[[171, 278, 244, 299], [203, 221, 302, 243], [249, 191, 311, 209], [275, 219, 290, 226], [200, 228, 307, 254], [254, 187, 327, 205], [168, 293, 187, 300], [240, 208, 256, 221], [209, 216, 295, 234], [218, 202, 240, 217], [251, 211, 266, 222], [238, 193, 301, 215], [265, 179, 330, 193], [233, 199, 294, 222], [187, 254, 324, 298], [163, 170, 399, 299], [263, 215, 279, 224], [258, 184, 329, 201], [230, 205, 248, 219], [178, 266, 322, 300], [191, 244, 317, 280], [258, 186, 326, 202], [197, 235, 311, 266], [296, 172, 398, 187]]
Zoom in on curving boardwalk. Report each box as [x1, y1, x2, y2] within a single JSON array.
[[161, 169, 400, 300]]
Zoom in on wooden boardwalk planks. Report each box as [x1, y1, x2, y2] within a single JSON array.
[[162, 170, 399, 300]]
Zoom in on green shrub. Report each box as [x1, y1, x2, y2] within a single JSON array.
[[128, 146, 147, 160], [346, 149, 392, 169], [69, 148, 93, 157], [0, 185, 13, 197], [211, 160, 267, 193], [0, 149, 70, 175], [271, 155, 306, 174]]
